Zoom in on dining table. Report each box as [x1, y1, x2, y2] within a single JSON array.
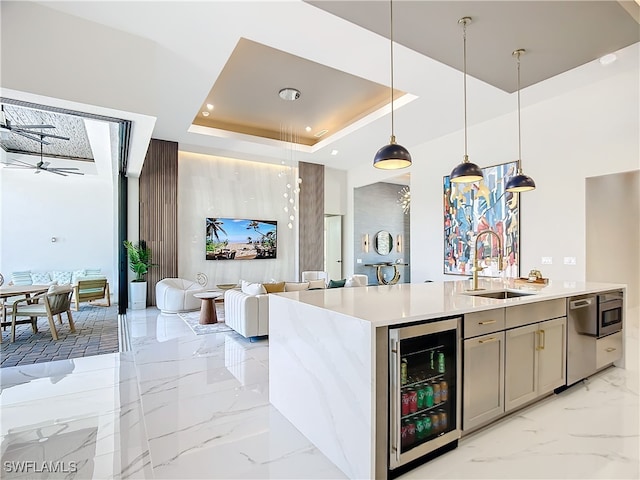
[[0, 284, 50, 341]]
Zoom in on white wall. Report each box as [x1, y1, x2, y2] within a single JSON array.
[[325, 167, 347, 215], [409, 66, 639, 284], [0, 163, 117, 287], [178, 152, 297, 286]]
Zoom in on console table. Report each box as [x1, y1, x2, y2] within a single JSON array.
[[364, 263, 409, 285]]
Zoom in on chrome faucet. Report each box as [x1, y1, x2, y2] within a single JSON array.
[[469, 229, 504, 291]]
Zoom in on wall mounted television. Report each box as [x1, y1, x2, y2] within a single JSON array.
[[206, 218, 277, 260]]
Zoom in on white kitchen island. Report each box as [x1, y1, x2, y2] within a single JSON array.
[[268, 278, 626, 479]]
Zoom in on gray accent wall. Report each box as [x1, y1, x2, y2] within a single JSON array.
[[354, 182, 410, 285]]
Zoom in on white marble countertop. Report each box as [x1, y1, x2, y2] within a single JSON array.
[[275, 278, 626, 327]]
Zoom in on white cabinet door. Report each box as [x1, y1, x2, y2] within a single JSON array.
[[463, 331, 505, 432], [538, 317, 567, 395], [505, 323, 539, 412]]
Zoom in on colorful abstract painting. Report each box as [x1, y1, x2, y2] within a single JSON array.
[[443, 161, 520, 277]]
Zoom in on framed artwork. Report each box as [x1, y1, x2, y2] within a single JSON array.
[[206, 218, 277, 260], [443, 161, 520, 277]]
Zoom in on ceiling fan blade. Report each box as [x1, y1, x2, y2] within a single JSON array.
[[53, 170, 84, 176], [40, 161, 51, 169], [50, 167, 80, 171], [2, 165, 34, 170], [12, 131, 51, 144], [2, 158, 36, 167], [46, 169, 67, 176], [13, 124, 55, 129], [39, 132, 70, 141]]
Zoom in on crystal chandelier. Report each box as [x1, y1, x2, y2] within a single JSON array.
[[398, 186, 410, 214]]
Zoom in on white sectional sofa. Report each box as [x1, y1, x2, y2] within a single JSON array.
[[224, 276, 368, 339]]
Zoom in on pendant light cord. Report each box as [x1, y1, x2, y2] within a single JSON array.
[[516, 50, 523, 173], [462, 18, 468, 161], [389, 0, 395, 141]]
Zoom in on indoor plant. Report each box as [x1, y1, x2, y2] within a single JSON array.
[[123, 240, 156, 309]]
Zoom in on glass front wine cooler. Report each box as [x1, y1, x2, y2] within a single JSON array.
[[389, 317, 461, 470]]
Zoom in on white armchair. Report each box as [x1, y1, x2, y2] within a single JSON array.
[[224, 289, 269, 338], [155, 278, 206, 314]]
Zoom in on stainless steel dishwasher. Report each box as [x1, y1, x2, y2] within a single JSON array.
[[566, 294, 598, 385]]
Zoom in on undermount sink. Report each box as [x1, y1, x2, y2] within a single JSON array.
[[461, 289, 536, 299]]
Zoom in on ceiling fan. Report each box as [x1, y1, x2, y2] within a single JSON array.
[[0, 106, 70, 144], [1, 134, 83, 177]]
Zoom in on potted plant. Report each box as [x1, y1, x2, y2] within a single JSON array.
[[123, 240, 156, 309]]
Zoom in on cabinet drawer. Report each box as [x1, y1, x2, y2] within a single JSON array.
[[464, 309, 505, 339], [596, 331, 623, 369], [506, 299, 566, 329]]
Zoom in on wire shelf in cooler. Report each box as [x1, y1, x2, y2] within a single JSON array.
[[402, 373, 444, 389], [401, 344, 446, 358], [400, 401, 449, 420]]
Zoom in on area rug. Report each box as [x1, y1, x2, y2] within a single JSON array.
[[177, 309, 232, 336]]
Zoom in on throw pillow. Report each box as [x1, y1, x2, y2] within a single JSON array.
[[328, 279, 346, 289], [284, 282, 310, 292], [85, 268, 102, 276], [31, 272, 52, 284], [47, 284, 70, 294], [11, 271, 33, 286], [308, 279, 326, 290], [240, 280, 267, 296], [71, 269, 86, 284], [263, 282, 286, 293], [51, 271, 72, 285]]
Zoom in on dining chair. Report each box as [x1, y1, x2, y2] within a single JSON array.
[[10, 285, 76, 342]]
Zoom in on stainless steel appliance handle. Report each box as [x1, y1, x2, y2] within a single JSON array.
[[570, 298, 593, 309], [389, 337, 401, 463]]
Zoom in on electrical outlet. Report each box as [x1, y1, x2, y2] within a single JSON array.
[[541, 257, 553, 265], [564, 257, 576, 265], [356, 258, 362, 264]]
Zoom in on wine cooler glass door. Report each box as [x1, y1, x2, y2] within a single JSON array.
[[389, 317, 461, 470]]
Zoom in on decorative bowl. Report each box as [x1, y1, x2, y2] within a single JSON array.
[[216, 283, 238, 290]]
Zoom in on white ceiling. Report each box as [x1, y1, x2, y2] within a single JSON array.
[[1, 1, 638, 180]]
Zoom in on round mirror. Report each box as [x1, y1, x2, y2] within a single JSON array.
[[375, 231, 393, 255]]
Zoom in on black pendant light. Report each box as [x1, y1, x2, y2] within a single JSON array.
[[505, 49, 536, 193], [373, 0, 411, 170], [450, 17, 483, 183]]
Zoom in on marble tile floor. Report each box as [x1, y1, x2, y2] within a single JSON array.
[[0, 306, 637, 479]]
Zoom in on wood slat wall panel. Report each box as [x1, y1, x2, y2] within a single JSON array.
[[139, 139, 178, 306], [298, 162, 324, 274]]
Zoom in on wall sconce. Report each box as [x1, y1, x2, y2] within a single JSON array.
[[396, 234, 403, 253], [362, 233, 369, 253]]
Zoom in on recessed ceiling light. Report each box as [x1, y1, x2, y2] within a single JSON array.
[[305, 126, 312, 132], [599, 53, 617, 65], [314, 129, 329, 138], [331, 149, 338, 156], [202, 111, 210, 117], [206, 103, 214, 110]]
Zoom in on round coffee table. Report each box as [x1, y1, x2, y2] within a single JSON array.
[[193, 291, 222, 324]]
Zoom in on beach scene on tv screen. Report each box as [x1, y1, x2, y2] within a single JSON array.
[[206, 218, 277, 260]]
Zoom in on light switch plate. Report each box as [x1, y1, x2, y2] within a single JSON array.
[[542, 257, 553, 265], [356, 258, 362, 264], [564, 257, 577, 265]]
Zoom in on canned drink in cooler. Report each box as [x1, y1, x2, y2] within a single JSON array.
[[433, 381, 441, 404], [438, 409, 448, 430], [422, 414, 432, 437], [401, 419, 409, 448], [431, 412, 441, 433], [440, 380, 448, 402], [401, 359, 408, 385], [437, 352, 446, 373], [401, 391, 410, 416], [415, 415, 425, 440], [408, 389, 418, 413], [425, 383, 434, 407], [417, 385, 426, 409], [406, 419, 416, 445]]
